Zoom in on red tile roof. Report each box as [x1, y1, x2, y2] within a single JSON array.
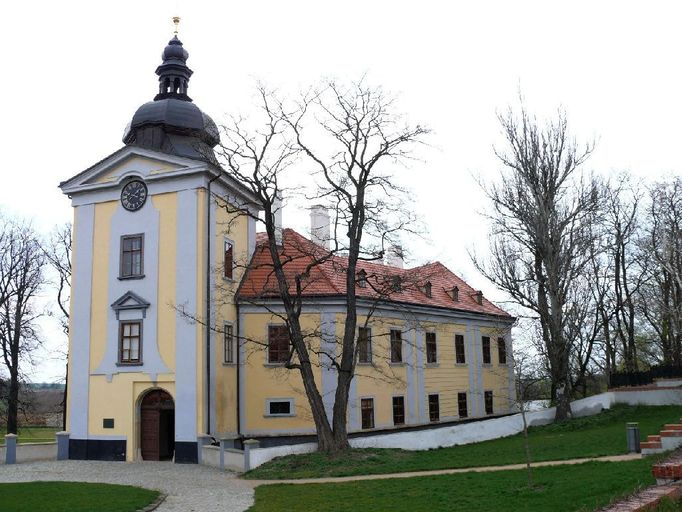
[[238, 229, 511, 319]]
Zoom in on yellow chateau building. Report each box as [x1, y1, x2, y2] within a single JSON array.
[[60, 32, 515, 463]]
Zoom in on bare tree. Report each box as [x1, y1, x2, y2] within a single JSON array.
[[601, 177, 645, 371], [43, 222, 72, 430], [0, 216, 46, 434], [473, 102, 600, 420], [209, 80, 429, 453], [639, 178, 682, 366], [43, 223, 71, 335]]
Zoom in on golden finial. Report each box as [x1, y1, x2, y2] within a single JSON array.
[[172, 16, 181, 36]]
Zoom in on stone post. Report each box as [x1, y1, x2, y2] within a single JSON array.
[[5, 434, 17, 465], [56, 431, 70, 461], [243, 438, 260, 472], [197, 434, 212, 465]]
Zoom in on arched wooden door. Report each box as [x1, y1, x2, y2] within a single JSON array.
[[140, 389, 175, 461]]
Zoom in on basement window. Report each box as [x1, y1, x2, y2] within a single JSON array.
[[266, 399, 295, 417]]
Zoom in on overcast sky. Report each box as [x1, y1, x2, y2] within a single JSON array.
[[2, 0, 681, 381]]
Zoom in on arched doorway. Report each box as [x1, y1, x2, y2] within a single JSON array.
[[140, 389, 175, 461]]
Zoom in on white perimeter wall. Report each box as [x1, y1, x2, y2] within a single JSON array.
[[0, 442, 57, 465], [246, 389, 682, 469]]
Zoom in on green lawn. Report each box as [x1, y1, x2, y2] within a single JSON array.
[[246, 405, 681, 479], [0, 482, 159, 512], [0, 426, 59, 444], [249, 458, 656, 512]]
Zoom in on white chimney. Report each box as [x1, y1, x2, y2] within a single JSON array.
[[273, 194, 283, 246], [385, 245, 404, 269], [310, 205, 330, 249]]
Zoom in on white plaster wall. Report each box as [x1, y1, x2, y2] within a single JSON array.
[[201, 445, 220, 468], [249, 443, 318, 469], [245, 389, 682, 469], [224, 449, 245, 472], [613, 389, 682, 406], [200, 445, 246, 471], [0, 442, 57, 465]]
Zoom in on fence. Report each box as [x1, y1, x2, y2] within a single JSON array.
[[610, 365, 682, 388]]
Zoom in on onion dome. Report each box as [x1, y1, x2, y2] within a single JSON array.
[[123, 29, 219, 162]]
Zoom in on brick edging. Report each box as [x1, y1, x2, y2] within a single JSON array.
[[600, 485, 682, 511]]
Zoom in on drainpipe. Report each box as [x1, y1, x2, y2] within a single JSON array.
[[206, 170, 220, 436], [236, 302, 241, 441]]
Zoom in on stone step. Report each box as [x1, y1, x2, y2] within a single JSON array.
[[663, 424, 682, 431], [660, 430, 682, 437], [641, 441, 663, 450], [647, 435, 662, 442]]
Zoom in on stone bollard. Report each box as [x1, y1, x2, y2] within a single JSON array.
[[243, 439, 260, 472], [5, 434, 17, 465], [197, 434, 212, 465], [56, 431, 70, 461]]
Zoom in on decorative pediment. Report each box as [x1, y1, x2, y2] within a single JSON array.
[[59, 146, 199, 194], [111, 291, 151, 319]]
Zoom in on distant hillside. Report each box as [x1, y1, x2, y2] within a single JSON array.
[[26, 383, 66, 391]]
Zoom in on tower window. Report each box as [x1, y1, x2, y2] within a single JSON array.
[[120, 234, 144, 278], [119, 321, 142, 364], [224, 324, 235, 364], [224, 240, 234, 279]]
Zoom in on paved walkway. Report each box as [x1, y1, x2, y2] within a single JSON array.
[[245, 453, 643, 486], [0, 460, 255, 512]]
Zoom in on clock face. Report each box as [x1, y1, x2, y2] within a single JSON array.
[[121, 180, 148, 212]]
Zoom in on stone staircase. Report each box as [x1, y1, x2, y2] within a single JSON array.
[[641, 422, 682, 455]]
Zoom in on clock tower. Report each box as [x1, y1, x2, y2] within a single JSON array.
[[59, 26, 259, 462]]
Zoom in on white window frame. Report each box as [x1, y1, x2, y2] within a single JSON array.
[[264, 398, 296, 417]]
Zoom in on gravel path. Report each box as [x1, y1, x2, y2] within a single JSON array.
[[0, 460, 255, 512]]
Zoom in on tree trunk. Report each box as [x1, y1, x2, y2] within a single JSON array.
[[554, 379, 572, 421], [7, 366, 18, 434]]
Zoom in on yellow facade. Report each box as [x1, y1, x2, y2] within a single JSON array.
[[63, 150, 513, 463]]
